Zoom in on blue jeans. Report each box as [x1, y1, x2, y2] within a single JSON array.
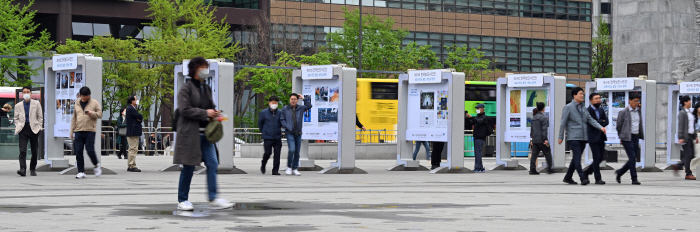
[[286, 133, 302, 169], [565, 140, 587, 181], [617, 134, 640, 181], [74, 131, 99, 173], [178, 135, 218, 202], [474, 139, 485, 171], [412, 141, 430, 160]]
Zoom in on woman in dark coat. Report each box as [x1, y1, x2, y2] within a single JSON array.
[[116, 108, 128, 159], [173, 57, 233, 211]]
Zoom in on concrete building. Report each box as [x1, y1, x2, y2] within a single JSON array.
[[592, 0, 612, 37], [612, 0, 697, 144]]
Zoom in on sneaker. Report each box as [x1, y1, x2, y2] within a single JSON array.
[[209, 198, 234, 210], [177, 201, 194, 211], [94, 164, 102, 177], [293, 169, 301, 176], [76, 172, 87, 179], [285, 168, 292, 175]]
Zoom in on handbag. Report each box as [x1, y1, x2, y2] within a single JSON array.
[[205, 120, 223, 143], [119, 127, 127, 136]]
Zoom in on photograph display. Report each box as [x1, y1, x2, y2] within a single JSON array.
[[406, 82, 450, 142], [54, 70, 86, 137], [302, 78, 340, 140]]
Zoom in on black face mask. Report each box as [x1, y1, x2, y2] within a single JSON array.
[[593, 103, 601, 108]]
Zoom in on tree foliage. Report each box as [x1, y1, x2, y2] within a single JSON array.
[[0, 0, 54, 86], [443, 45, 499, 81], [592, 16, 613, 79]]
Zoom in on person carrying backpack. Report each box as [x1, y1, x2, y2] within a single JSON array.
[[466, 104, 491, 172]]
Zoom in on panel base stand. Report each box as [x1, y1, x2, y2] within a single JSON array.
[[58, 166, 117, 175], [661, 164, 681, 170], [298, 159, 323, 171], [429, 166, 472, 174], [35, 163, 73, 172], [159, 164, 205, 172], [387, 164, 430, 171], [318, 166, 367, 174], [636, 166, 663, 172], [196, 166, 247, 175], [298, 165, 324, 171], [490, 160, 526, 171]]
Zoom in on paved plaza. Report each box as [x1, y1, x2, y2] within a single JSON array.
[[0, 156, 698, 231]]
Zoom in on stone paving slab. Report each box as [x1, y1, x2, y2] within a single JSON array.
[[0, 156, 698, 231]]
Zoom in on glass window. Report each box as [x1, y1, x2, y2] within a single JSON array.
[[556, 67, 567, 73], [430, 33, 441, 40], [507, 52, 518, 57], [507, 65, 518, 71], [416, 4, 427, 10], [456, 35, 468, 41], [556, 47, 566, 53], [402, 39, 413, 45], [521, 52, 531, 58], [568, 55, 579, 60], [387, 2, 401, 7], [521, 45, 531, 51], [532, 0, 542, 4], [544, 40, 556, 46], [507, 38, 518, 43], [544, 6, 554, 12], [416, 39, 428, 45], [430, 47, 441, 54], [521, 59, 531, 65], [544, 12, 556, 19], [556, 7, 566, 13], [521, 0, 532, 3], [532, 46, 543, 52], [532, 5, 543, 11], [532, 39, 543, 45], [532, 53, 543, 59], [371, 82, 399, 100], [429, 40, 441, 47], [580, 49, 590, 55], [507, 44, 518, 50], [521, 38, 531, 44], [416, 0, 428, 3], [428, 4, 441, 11], [520, 4, 531, 10], [445, 5, 457, 11], [444, 41, 455, 47], [568, 68, 579, 74], [580, 55, 590, 61], [443, 34, 455, 40], [495, 44, 507, 50], [495, 51, 506, 56], [544, 0, 554, 5], [521, 11, 533, 17], [544, 46, 555, 53], [544, 60, 555, 66], [556, 41, 567, 46], [568, 8, 578, 14], [507, 58, 519, 64], [469, 42, 481, 48], [495, 2, 506, 9], [568, 1, 579, 7], [568, 62, 578, 68], [580, 68, 590, 74], [495, 37, 507, 43], [430, 0, 441, 3], [521, 66, 531, 72], [331, 0, 344, 3], [416, 32, 429, 39], [580, 42, 591, 48], [402, 3, 415, 9], [568, 48, 579, 54], [544, 67, 555, 73], [544, 53, 555, 59], [484, 50, 494, 56], [468, 0, 480, 6], [532, 67, 543, 72], [470, 35, 481, 41], [482, 36, 494, 42], [482, 43, 494, 49], [580, 62, 591, 68], [532, 60, 543, 66], [601, 2, 611, 14], [556, 61, 566, 67], [482, 1, 494, 7], [72, 22, 93, 36], [568, 41, 579, 47], [457, 0, 468, 5], [556, 54, 566, 60]]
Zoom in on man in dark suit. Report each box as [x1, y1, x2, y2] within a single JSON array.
[[584, 93, 608, 184]]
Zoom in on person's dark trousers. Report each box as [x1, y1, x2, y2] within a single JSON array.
[[584, 140, 605, 181], [431, 142, 445, 167], [118, 136, 128, 159], [617, 134, 640, 181], [18, 123, 39, 171], [74, 131, 99, 173], [474, 139, 485, 171], [677, 133, 696, 176], [564, 140, 588, 181], [262, 138, 282, 173], [531, 143, 553, 172]]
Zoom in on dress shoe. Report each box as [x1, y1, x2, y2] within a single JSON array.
[[17, 169, 26, 177], [563, 178, 577, 185], [685, 175, 696, 180], [260, 165, 266, 174], [529, 171, 540, 175], [547, 169, 555, 174], [615, 171, 622, 184], [128, 167, 142, 172], [580, 179, 590, 185], [595, 180, 606, 185], [30, 170, 37, 176], [631, 180, 641, 185], [271, 172, 280, 176]]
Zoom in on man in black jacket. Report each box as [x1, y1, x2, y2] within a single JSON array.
[[584, 93, 608, 184], [259, 96, 283, 175], [126, 95, 143, 172], [466, 104, 490, 172]]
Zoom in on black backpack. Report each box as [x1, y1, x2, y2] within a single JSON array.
[[172, 108, 180, 132]]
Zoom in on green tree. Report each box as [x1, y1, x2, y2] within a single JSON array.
[[234, 51, 331, 127], [56, 37, 151, 123], [0, 0, 54, 86], [443, 45, 499, 81], [322, 8, 438, 77], [592, 16, 612, 79]]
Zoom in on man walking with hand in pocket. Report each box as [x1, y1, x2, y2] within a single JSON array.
[[14, 86, 43, 177]]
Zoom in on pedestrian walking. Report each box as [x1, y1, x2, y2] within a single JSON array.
[[529, 102, 553, 175], [14, 86, 43, 177], [174, 57, 234, 211], [116, 108, 128, 159], [614, 93, 643, 185], [672, 96, 696, 180], [70, 87, 102, 179], [259, 96, 283, 175], [125, 95, 143, 172], [465, 104, 491, 173], [430, 142, 445, 170], [147, 133, 157, 156], [558, 87, 605, 185], [280, 93, 312, 176], [583, 93, 609, 184], [412, 141, 430, 161], [689, 105, 700, 175]]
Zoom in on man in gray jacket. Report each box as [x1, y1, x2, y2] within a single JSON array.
[[529, 102, 553, 175], [614, 93, 643, 185], [672, 95, 696, 180], [558, 87, 606, 185], [280, 93, 312, 176]]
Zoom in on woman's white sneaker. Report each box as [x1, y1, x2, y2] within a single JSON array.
[[75, 172, 87, 179], [94, 164, 102, 177], [293, 170, 301, 176], [177, 201, 194, 211], [209, 198, 234, 210], [285, 168, 292, 175]]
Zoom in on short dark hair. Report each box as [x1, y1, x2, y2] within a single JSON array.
[[187, 57, 209, 78], [589, 92, 600, 100], [680, 95, 691, 105], [629, 93, 641, 101], [127, 95, 137, 105], [289, 93, 299, 99], [22, 86, 32, 92], [79, 87, 91, 96], [570, 87, 583, 98], [537, 102, 545, 111], [268, 96, 280, 102]]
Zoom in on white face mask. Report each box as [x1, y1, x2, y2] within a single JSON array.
[[270, 104, 278, 110], [475, 109, 481, 114], [23, 94, 31, 101], [135, 100, 139, 106], [198, 69, 208, 78]]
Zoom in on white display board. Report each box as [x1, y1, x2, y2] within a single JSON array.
[[178, 62, 219, 106], [52, 70, 85, 137], [405, 83, 450, 141], [504, 88, 549, 142], [301, 78, 340, 141]]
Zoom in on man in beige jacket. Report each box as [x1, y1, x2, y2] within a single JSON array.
[[70, 87, 103, 179], [14, 86, 43, 177]]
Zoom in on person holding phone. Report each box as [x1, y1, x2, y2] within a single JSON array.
[[125, 95, 143, 172], [70, 87, 102, 179]]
